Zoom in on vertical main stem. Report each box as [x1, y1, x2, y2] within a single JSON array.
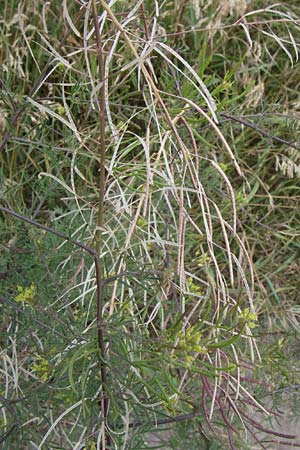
[[92, 0, 106, 256], [91, 1, 110, 448]]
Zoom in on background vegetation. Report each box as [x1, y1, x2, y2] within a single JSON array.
[[1, 1, 300, 449]]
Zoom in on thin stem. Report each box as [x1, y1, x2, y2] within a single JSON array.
[[91, 2, 110, 448], [219, 111, 300, 150], [92, 0, 106, 256], [94, 258, 109, 440], [140, 3, 150, 41], [0, 206, 95, 256]]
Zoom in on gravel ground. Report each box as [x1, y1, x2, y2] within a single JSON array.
[[144, 392, 300, 449]]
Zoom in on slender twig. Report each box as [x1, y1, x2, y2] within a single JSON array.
[[239, 409, 296, 439], [140, 3, 150, 41], [0, 424, 18, 445], [219, 111, 300, 150], [130, 410, 202, 427], [0, 206, 95, 255], [270, 384, 300, 395], [91, 2, 110, 449], [92, 1, 107, 257]]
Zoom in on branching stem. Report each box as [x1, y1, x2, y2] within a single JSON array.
[[0, 204, 110, 448]]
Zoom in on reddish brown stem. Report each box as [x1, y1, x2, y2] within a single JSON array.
[[91, 1, 110, 448], [140, 3, 150, 41]]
